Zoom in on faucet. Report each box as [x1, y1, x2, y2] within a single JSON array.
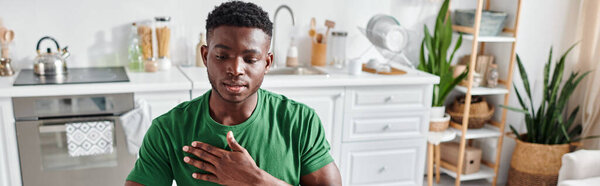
[[272, 5, 295, 68]]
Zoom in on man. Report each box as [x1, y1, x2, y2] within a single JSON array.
[[125, 1, 342, 185]]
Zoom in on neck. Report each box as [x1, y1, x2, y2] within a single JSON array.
[[208, 90, 258, 126]]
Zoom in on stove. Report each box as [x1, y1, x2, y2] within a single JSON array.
[[13, 67, 129, 86]]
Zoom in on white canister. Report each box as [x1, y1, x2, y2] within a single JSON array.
[[349, 59, 362, 75], [157, 57, 172, 71]]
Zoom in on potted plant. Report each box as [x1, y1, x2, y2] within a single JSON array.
[[502, 44, 595, 185], [418, 0, 468, 131]]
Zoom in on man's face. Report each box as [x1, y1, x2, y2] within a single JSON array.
[[202, 26, 272, 103]]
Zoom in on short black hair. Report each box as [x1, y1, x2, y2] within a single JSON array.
[[205, 1, 273, 40]]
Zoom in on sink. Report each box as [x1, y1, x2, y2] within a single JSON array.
[[267, 66, 328, 75]]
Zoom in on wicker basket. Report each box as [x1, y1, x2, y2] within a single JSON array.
[[507, 134, 570, 186], [447, 96, 494, 129]]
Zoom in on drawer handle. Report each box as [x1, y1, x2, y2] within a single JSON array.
[[382, 124, 392, 131], [379, 166, 386, 173], [384, 96, 394, 103]]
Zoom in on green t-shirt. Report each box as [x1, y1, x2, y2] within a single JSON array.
[[126, 89, 334, 185]]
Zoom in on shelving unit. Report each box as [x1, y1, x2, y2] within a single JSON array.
[[439, 0, 522, 186]]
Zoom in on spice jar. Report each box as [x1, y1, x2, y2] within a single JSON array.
[[144, 58, 158, 72]]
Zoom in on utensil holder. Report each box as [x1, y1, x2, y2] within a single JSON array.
[[311, 42, 327, 67]]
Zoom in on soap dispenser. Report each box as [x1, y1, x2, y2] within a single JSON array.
[[285, 38, 298, 67]]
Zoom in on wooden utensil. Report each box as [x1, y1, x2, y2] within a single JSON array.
[[309, 17, 316, 43], [323, 20, 335, 43], [316, 33, 323, 43], [1, 30, 14, 58]]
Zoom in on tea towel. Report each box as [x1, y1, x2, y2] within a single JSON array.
[[66, 121, 114, 157]]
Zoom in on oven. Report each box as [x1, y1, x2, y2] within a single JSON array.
[[13, 93, 137, 186]]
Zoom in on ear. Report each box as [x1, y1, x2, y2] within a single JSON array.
[[201, 45, 208, 67], [265, 52, 273, 73]]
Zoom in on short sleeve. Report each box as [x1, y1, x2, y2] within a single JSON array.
[[299, 109, 335, 176], [126, 119, 174, 185]]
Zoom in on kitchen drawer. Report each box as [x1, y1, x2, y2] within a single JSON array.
[[343, 111, 426, 142], [340, 139, 426, 186], [345, 86, 428, 112]]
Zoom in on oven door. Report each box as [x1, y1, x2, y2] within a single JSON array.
[[16, 116, 137, 186]]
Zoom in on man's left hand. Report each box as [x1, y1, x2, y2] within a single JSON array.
[[182, 131, 289, 186]]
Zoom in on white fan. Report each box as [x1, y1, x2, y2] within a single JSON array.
[[359, 14, 416, 69]]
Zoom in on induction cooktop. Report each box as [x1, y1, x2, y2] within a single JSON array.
[[13, 67, 130, 86]]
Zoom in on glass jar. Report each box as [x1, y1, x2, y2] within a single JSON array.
[[144, 58, 158, 72], [154, 16, 171, 59], [136, 20, 154, 61], [487, 64, 499, 88], [329, 31, 348, 69]]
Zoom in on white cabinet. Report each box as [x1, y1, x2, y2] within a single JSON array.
[[0, 98, 19, 186], [340, 85, 432, 186], [135, 91, 190, 119], [340, 138, 426, 186]]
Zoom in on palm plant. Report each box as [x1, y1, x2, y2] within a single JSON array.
[[418, 0, 468, 107], [502, 44, 592, 144]]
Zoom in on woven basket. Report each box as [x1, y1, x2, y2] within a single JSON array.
[[447, 96, 494, 129], [507, 134, 570, 186]]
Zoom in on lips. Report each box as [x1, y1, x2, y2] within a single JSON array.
[[222, 82, 248, 94]]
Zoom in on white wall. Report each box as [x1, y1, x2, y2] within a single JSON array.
[[0, 0, 406, 70]]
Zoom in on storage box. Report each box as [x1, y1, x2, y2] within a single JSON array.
[[440, 142, 482, 174]]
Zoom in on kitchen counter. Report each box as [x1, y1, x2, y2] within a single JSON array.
[[179, 65, 440, 90], [0, 67, 192, 97]]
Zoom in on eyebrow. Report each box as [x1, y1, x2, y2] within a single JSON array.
[[242, 49, 261, 54], [213, 44, 261, 54], [214, 44, 231, 50]]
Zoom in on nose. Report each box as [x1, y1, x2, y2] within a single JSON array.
[[227, 57, 245, 77]]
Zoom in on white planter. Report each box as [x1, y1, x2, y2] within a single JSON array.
[[430, 106, 446, 119]]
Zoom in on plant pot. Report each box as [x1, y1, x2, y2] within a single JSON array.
[[430, 106, 446, 119], [507, 134, 571, 186], [429, 113, 450, 131]]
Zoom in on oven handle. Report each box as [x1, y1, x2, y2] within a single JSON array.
[[39, 125, 66, 133], [37, 118, 117, 134]]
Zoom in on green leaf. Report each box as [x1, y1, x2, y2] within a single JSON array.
[[516, 54, 535, 118], [499, 104, 529, 114], [449, 34, 463, 64], [512, 84, 528, 111], [510, 125, 520, 140]]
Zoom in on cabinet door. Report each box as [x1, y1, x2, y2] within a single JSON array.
[[135, 91, 190, 119], [264, 87, 344, 162], [340, 139, 426, 186], [1, 98, 20, 186]]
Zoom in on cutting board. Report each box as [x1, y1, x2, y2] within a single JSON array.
[[362, 64, 406, 75]]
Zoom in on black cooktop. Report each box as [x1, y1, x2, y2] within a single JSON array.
[[13, 67, 130, 86]]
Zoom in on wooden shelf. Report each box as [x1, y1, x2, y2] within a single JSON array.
[[449, 124, 501, 139], [440, 163, 496, 181], [454, 85, 509, 95], [455, 32, 516, 43]]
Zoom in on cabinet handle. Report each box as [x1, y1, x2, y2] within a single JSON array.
[[385, 96, 394, 102], [379, 166, 386, 173], [383, 124, 391, 131]]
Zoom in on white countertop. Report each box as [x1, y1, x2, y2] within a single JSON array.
[[0, 67, 191, 97], [0, 65, 439, 98], [179, 65, 440, 90]]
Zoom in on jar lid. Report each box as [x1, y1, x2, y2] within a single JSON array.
[[154, 16, 171, 22], [332, 31, 348, 36]]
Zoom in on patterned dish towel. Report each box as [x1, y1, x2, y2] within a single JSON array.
[[65, 121, 114, 157]]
